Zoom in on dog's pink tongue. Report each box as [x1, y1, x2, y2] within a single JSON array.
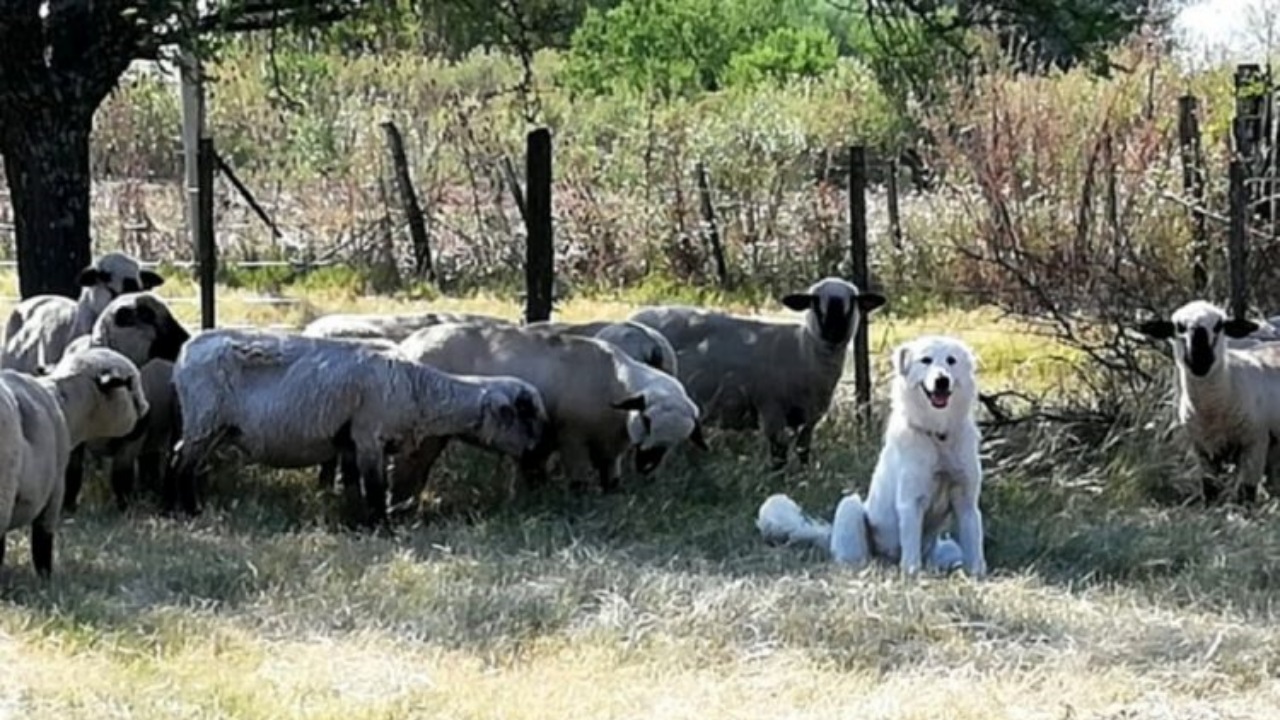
[[929, 394, 949, 408]]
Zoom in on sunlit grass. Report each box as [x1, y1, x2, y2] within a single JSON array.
[[2, 274, 1275, 719]]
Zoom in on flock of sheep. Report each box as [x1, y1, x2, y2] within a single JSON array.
[[0, 252, 891, 577], [0, 249, 1266, 579]]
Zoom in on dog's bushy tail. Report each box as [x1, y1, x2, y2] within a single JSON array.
[[756, 494, 832, 549]]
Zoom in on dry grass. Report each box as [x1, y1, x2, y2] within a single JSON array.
[[1, 279, 1277, 719]]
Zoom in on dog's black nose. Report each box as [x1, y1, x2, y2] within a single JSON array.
[[934, 375, 951, 392]]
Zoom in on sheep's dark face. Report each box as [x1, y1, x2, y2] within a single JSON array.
[[78, 253, 165, 303], [95, 294, 190, 365], [1137, 301, 1259, 378], [781, 277, 886, 346], [480, 379, 548, 458]]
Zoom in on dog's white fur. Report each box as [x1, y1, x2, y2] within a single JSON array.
[[756, 335, 986, 577]]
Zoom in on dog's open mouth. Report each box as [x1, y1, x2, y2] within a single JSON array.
[[921, 384, 951, 409]]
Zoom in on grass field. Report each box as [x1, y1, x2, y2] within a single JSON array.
[[2, 275, 1279, 719]]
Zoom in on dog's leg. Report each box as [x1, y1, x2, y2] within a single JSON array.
[[895, 492, 927, 576], [829, 493, 871, 568], [953, 449, 988, 578]]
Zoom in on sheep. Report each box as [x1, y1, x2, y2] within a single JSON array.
[[391, 322, 708, 509], [168, 329, 548, 525], [52, 292, 190, 513], [0, 347, 148, 577], [2, 252, 164, 374], [1137, 300, 1280, 504], [525, 320, 679, 376], [629, 277, 885, 469], [302, 311, 510, 343], [89, 359, 179, 511]]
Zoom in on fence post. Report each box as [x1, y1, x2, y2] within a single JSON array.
[[886, 157, 903, 251], [197, 137, 217, 330], [380, 121, 433, 282], [1178, 95, 1209, 294], [848, 145, 871, 427], [1229, 159, 1249, 321], [524, 128, 554, 324], [695, 161, 729, 288]]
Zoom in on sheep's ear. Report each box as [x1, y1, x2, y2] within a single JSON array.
[[855, 292, 886, 313], [1137, 319, 1175, 339], [78, 268, 105, 287], [612, 394, 647, 412], [95, 373, 131, 392], [1224, 318, 1260, 338], [780, 293, 815, 312], [140, 270, 165, 289], [893, 345, 913, 377], [689, 420, 710, 451], [113, 306, 138, 328]]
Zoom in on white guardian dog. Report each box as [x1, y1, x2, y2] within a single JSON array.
[[756, 334, 987, 577]]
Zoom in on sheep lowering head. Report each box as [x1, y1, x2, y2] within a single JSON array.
[[1138, 301, 1259, 377], [613, 381, 708, 474], [467, 374, 551, 458], [780, 277, 886, 345], [91, 292, 191, 366]]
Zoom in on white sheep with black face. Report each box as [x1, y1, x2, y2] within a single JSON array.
[[1138, 300, 1280, 504], [629, 277, 885, 469], [2, 252, 165, 374]]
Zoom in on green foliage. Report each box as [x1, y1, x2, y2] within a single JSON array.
[[563, 0, 842, 98]]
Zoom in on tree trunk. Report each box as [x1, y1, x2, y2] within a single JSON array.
[[1, 108, 94, 300]]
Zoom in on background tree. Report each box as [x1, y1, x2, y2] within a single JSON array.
[[0, 0, 359, 300]]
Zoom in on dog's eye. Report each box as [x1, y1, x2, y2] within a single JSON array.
[[1174, 322, 1187, 333], [920, 357, 933, 365], [946, 355, 956, 365]]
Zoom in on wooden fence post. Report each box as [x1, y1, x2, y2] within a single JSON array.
[[695, 161, 729, 288], [380, 121, 434, 282], [1178, 95, 1209, 294], [197, 137, 217, 330], [848, 145, 871, 426], [1229, 159, 1249, 321], [524, 128, 554, 324]]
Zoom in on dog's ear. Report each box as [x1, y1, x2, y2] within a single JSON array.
[[1224, 318, 1260, 338], [1137, 319, 1175, 340], [893, 344, 912, 377], [780, 293, 815, 312]]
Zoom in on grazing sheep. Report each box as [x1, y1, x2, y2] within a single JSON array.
[[629, 277, 885, 469], [0, 347, 148, 577], [391, 323, 708, 507], [52, 293, 190, 513], [1138, 301, 1280, 504], [168, 330, 547, 525], [302, 311, 510, 343], [526, 320, 679, 375], [2, 252, 164, 374], [88, 359, 179, 511]]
